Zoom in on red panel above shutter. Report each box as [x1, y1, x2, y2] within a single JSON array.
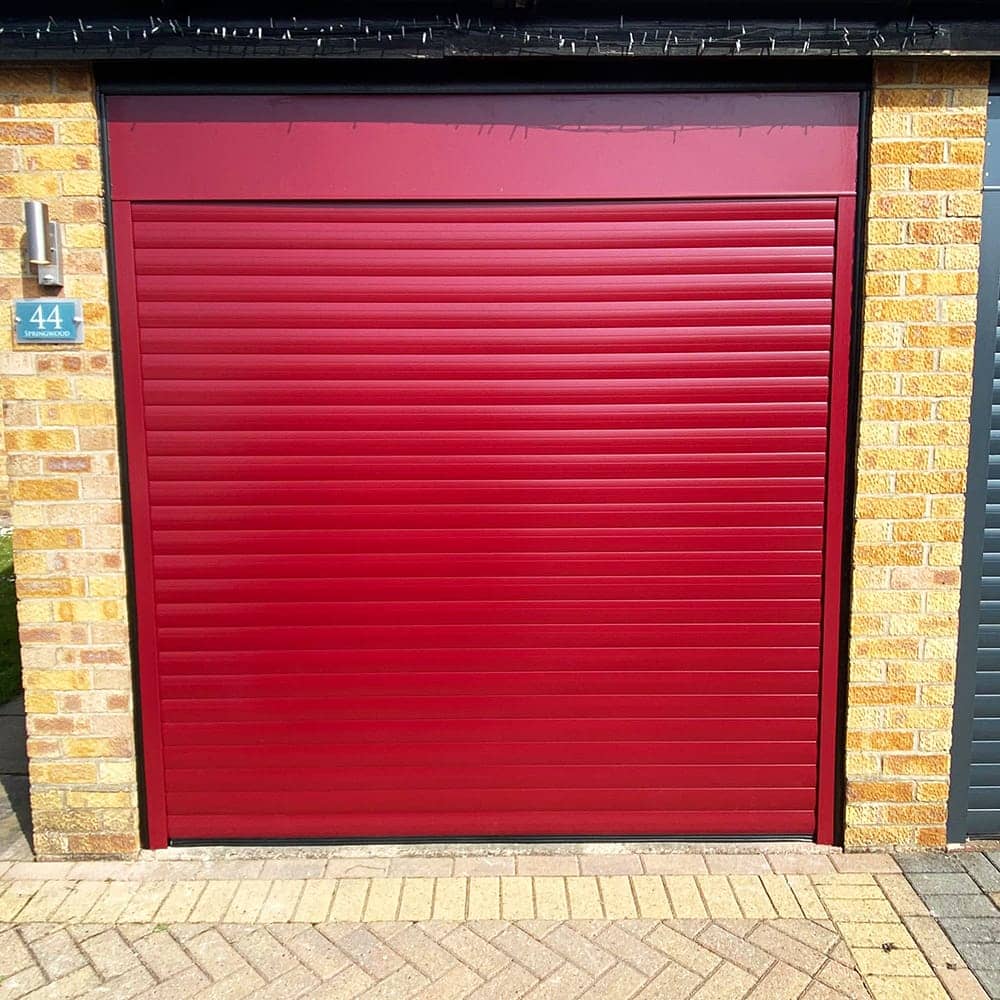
[[106, 93, 859, 201]]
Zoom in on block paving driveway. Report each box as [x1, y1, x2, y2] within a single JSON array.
[[0, 850, 994, 1000], [897, 850, 1000, 999]]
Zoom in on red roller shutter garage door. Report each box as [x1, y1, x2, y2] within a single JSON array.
[[106, 93, 859, 846]]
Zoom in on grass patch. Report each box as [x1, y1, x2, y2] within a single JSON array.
[[0, 533, 21, 705]]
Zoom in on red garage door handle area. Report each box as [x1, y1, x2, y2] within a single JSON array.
[[107, 94, 858, 848]]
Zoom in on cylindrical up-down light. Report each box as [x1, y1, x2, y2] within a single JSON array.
[[24, 201, 51, 265]]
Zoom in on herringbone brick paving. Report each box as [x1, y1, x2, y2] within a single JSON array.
[[0, 855, 988, 998], [0, 918, 870, 999]]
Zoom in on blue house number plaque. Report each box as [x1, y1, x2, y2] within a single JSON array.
[[14, 299, 84, 345]]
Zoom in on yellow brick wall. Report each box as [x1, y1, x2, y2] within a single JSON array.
[[845, 58, 990, 849], [0, 65, 139, 858]]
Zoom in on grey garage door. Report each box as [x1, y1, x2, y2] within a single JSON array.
[[953, 92, 1000, 841]]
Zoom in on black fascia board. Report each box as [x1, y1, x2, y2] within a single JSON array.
[[2, 4, 1000, 58]]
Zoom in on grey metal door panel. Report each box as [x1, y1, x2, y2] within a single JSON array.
[[963, 282, 1000, 838], [968, 286, 1000, 835], [951, 91, 1000, 842]]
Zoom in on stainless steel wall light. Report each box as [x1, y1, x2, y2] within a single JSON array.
[[23, 201, 64, 288]]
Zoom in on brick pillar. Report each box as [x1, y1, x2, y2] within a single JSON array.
[[0, 65, 139, 858], [845, 59, 990, 849]]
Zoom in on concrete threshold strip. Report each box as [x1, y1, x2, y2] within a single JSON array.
[[0, 852, 989, 1000]]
